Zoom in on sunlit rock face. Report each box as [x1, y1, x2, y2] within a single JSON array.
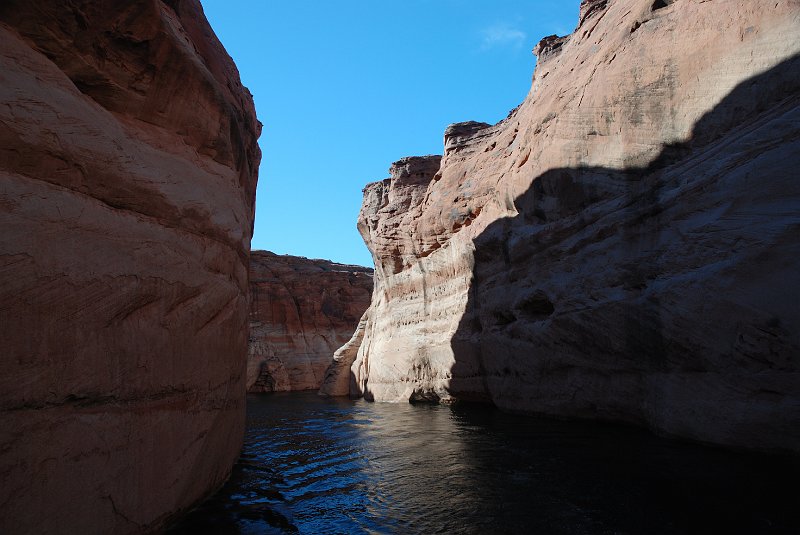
[[0, 1, 260, 533], [346, 0, 800, 453], [248, 252, 373, 392]]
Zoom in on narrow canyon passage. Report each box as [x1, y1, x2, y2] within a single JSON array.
[[2, 0, 799, 532]]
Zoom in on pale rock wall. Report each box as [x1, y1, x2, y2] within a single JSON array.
[[319, 310, 371, 397], [0, 1, 260, 532], [337, 0, 800, 454], [248, 251, 373, 392]]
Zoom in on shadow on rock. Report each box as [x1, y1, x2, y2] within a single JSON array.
[[449, 54, 800, 453]]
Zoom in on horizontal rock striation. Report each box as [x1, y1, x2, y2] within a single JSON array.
[[343, 0, 800, 453], [248, 251, 373, 392], [0, 1, 260, 533]]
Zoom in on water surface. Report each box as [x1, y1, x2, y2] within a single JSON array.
[[170, 392, 798, 534]]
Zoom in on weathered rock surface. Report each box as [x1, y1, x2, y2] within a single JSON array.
[[248, 251, 373, 392], [319, 310, 370, 397], [344, 0, 800, 454], [0, 1, 260, 533]]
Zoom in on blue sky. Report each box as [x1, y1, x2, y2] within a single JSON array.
[[202, 1, 581, 267]]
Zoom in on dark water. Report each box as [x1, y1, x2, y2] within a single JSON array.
[[170, 392, 798, 534]]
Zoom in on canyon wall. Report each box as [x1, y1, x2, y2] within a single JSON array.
[[329, 0, 800, 453], [248, 251, 373, 392], [0, 1, 260, 533]]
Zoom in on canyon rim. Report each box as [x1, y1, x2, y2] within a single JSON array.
[[322, 0, 800, 454]]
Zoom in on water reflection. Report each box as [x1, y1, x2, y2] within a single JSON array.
[[169, 393, 798, 534]]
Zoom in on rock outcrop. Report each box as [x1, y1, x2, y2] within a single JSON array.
[[248, 251, 373, 392], [339, 0, 800, 454], [319, 310, 370, 397], [0, 1, 260, 533]]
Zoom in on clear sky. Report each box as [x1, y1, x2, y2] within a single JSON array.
[[202, 1, 582, 267]]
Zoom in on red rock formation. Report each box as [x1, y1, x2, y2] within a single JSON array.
[[326, 0, 800, 453], [248, 251, 373, 392], [0, 1, 260, 533]]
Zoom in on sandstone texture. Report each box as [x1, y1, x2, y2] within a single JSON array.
[[340, 0, 800, 454], [0, 1, 260, 533], [319, 310, 370, 397], [248, 251, 373, 392]]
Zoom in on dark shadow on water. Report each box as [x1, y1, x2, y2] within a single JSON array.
[[447, 53, 800, 446], [169, 392, 800, 534], [168, 451, 297, 534]]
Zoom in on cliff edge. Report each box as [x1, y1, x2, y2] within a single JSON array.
[[336, 0, 800, 454]]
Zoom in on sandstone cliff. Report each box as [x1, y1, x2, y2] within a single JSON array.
[[0, 1, 260, 533], [248, 251, 373, 392], [325, 0, 800, 454]]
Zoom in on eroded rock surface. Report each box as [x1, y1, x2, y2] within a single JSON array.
[[0, 1, 260, 533], [248, 251, 373, 392], [344, 0, 800, 453]]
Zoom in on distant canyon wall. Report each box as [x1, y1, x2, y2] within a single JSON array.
[[324, 0, 800, 454], [248, 251, 373, 392], [0, 1, 260, 533]]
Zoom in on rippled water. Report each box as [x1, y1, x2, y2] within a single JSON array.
[[170, 392, 798, 534]]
